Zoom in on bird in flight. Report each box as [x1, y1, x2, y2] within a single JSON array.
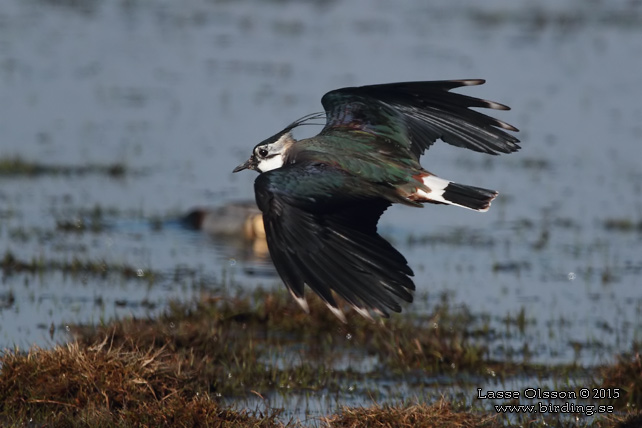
[[233, 80, 519, 322]]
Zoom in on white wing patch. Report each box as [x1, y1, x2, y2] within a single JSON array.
[[326, 303, 347, 323], [289, 289, 310, 313]]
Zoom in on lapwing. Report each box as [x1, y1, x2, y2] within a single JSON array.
[[233, 80, 519, 321]]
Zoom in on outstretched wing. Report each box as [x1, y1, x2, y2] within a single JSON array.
[[320, 79, 520, 158], [254, 162, 415, 320]]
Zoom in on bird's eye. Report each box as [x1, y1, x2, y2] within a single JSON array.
[[258, 147, 269, 157]]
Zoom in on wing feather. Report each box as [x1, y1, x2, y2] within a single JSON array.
[[320, 79, 519, 158], [255, 162, 415, 319]]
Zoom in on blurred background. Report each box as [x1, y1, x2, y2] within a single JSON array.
[[0, 0, 641, 374]]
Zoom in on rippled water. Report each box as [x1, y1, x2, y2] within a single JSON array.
[[1, 0, 641, 408]]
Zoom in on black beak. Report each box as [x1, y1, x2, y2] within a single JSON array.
[[233, 157, 255, 173]]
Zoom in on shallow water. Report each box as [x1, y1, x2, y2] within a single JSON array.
[[1, 0, 641, 420]]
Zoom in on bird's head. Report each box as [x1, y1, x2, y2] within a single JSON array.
[[233, 130, 296, 174], [233, 112, 325, 174]]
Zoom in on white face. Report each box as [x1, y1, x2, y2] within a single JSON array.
[[254, 132, 294, 172]]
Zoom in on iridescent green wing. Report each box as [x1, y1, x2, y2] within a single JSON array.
[[320, 80, 520, 158], [295, 132, 423, 187]]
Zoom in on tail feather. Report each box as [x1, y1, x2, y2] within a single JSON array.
[[441, 182, 498, 211], [414, 174, 498, 212]]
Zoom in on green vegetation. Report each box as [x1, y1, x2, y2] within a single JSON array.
[[603, 218, 642, 233], [1, 251, 156, 281], [0, 157, 127, 178]]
